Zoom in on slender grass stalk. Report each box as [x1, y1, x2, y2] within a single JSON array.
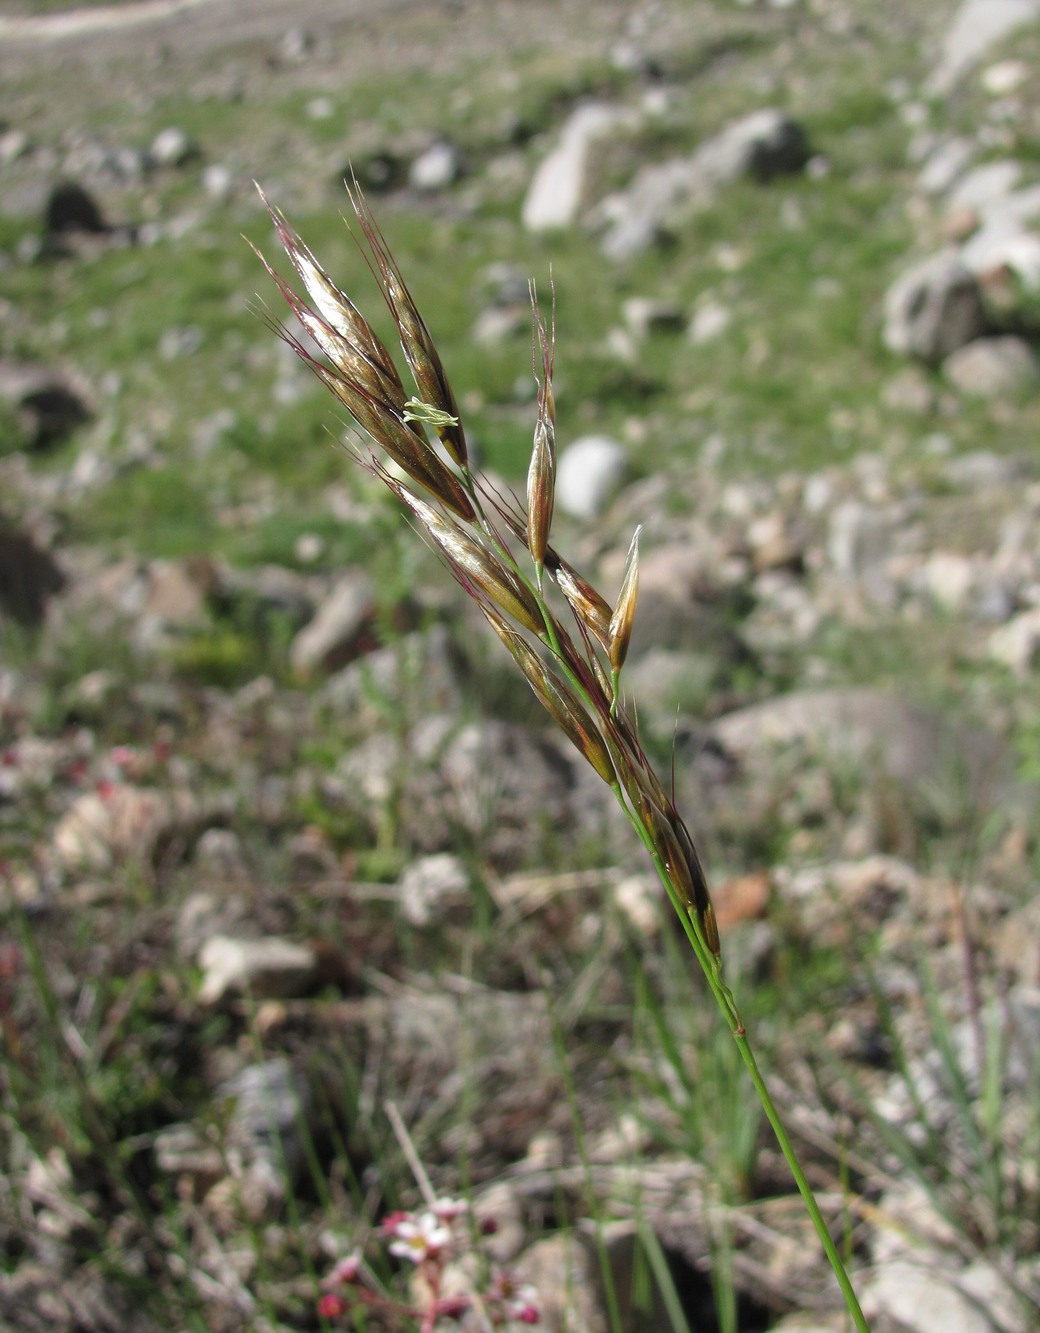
[[255, 183, 871, 1330]]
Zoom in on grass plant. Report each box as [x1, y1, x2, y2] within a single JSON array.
[[255, 182, 872, 1330]]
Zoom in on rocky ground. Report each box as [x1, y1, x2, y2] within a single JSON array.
[[3, 1, 1040, 1330]]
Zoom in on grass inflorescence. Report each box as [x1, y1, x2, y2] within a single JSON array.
[[257, 182, 870, 1329]]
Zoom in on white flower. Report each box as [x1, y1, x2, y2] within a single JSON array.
[[387, 1211, 453, 1264]]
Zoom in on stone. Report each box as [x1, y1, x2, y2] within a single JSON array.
[[620, 297, 685, 338], [0, 527, 64, 625], [598, 108, 808, 259], [555, 435, 627, 519], [942, 449, 1023, 489], [43, 180, 107, 238], [289, 570, 375, 674], [927, 0, 1040, 96], [472, 303, 527, 345], [0, 127, 30, 164], [709, 688, 1015, 806], [981, 59, 1029, 95], [0, 359, 91, 450], [916, 137, 974, 196], [337, 714, 621, 870], [197, 935, 319, 1005], [922, 551, 975, 612], [882, 250, 988, 364], [512, 1231, 610, 1333], [522, 103, 635, 232], [688, 298, 732, 344], [53, 785, 201, 873], [947, 160, 1021, 213], [862, 1258, 1005, 1333], [201, 163, 234, 201], [408, 140, 460, 191], [882, 367, 935, 414], [961, 220, 1040, 292], [943, 336, 1040, 397], [212, 1057, 313, 1217], [988, 608, 1040, 674], [397, 852, 469, 927], [825, 500, 891, 577], [148, 126, 197, 168]]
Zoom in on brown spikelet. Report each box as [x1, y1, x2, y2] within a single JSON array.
[[526, 284, 556, 570], [389, 483, 543, 635], [348, 186, 469, 470], [609, 524, 642, 674], [482, 607, 616, 786], [555, 563, 612, 652]]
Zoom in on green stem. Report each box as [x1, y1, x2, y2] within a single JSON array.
[[502, 553, 870, 1328], [631, 820, 871, 1332]]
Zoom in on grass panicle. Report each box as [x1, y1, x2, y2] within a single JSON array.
[[257, 182, 870, 1330]]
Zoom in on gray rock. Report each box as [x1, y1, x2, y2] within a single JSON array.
[[882, 366, 935, 414], [556, 435, 627, 519], [289, 570, 374, 674], [960, 217, 1040, 291], [862, 1254, 1032, 1333], [472, 303, 527, 345], [408, 140, 460, 191], [201, 162, 234, 201], [988, 607, 1040, 674], [688, 298, 732, 344], [947, 159, 1021, 213], [916, 137, 975, 196], [598, 108, 809, 260], [157, 325, 203, 361], [43, 180, 108, 238], [0, 127, 30, 165], [336, 714, 621, 868], [709, 687, 1015, 806], [53, 785, 202, 873], [0, 526, 64, 625], [982, 58, 1030, 94], [826, 500, 892, 578], [513, 1231, 611, 1333], [217, 1057, 314, 1217], [397, 852, 469, 927], [522, 103, 635, 232], [921, 551, 975, 612], [0, 359, 91, 449], [882, 250, 988, 364], [148, 126, 197, 169], [942, 449, 1024, 489], [197, 935, 319, 1005], [943, 336, 1040, 397], [927, 0, 1040, 96], [621, 297, 685, 338]]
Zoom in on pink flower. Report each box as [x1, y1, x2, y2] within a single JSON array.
[[488, 1269, 541, 1325], [324, 1253, 362, 1286], [387, 1211, 453, 1264], [380, 1209, 411, 1237], [317, 1291, 348, 1318], [431, 1195, 469, 1222]]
